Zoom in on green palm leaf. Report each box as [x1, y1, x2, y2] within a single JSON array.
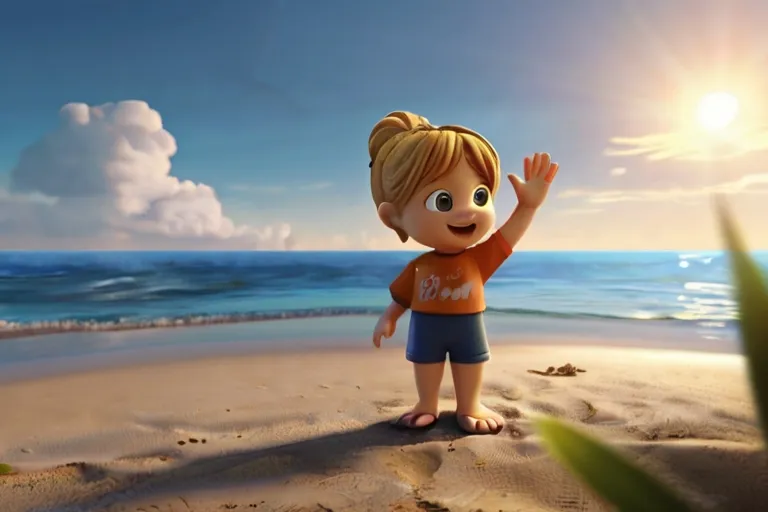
[[536, 416, 695, 512], [533, 202, 768, 512], [716, 198, 768, 443]]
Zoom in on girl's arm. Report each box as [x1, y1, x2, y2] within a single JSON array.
[[373, 300, 407, 347], [383, 300, 407, 322], [373, 262, 414, 347], [498, 205, 538, 250], [498, 152, 559, 249]]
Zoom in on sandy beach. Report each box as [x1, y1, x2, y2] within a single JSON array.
[[0, 338, 765, 512]]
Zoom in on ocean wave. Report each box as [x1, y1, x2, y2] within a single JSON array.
[[90, 276, 137, 289], [484, 306, 735, 323], [0, 305, 737, 341], [0, 250, 758, 340]]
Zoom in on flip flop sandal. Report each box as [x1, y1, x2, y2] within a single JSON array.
[[391, 412, 437, 430]]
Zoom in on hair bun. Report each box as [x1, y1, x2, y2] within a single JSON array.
[[368, 111, 433, 167]]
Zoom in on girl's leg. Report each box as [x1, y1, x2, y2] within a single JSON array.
[[398, 311, 446, 428], [451, 362, 504, 434], [395, 362, 445, 428]]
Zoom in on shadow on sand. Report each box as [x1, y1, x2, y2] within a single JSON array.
[[55, 412, 477, 511]]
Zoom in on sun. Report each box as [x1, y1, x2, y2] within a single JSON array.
[[696, 92, 740, 132]]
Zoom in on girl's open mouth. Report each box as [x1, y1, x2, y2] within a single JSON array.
[[448, 223, 477, 236]]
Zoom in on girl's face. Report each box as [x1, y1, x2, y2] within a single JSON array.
[[398, 158, 496, 253]]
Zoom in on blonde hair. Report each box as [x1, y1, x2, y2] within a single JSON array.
[[368, 111, 501, 242]]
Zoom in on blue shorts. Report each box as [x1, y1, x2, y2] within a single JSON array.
[[406, 311, 490, 364]]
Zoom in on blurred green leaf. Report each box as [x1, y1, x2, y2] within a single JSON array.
[[536, 416, 695, 512], [0, 463, 14, 475], [532, 203, 766, 512], [716, 199, 768, 443]]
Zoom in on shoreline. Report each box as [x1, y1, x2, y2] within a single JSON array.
[[0, 309, 385, 342], [0, 314, 739, 384], [0, 307, 736, 342]]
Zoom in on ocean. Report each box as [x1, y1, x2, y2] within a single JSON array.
[[0, 250, 764, 338]]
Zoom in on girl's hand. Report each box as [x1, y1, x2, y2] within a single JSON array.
[[372, 315, 396, 348], [508, 153, 560, 209]]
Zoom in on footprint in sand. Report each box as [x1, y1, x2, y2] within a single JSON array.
[[495, 404, 523, 420], [484, 382, 524, 401], [372, 398, 405, 414], [522, 376, 555, 392], [529, 400, 567, 417], [382, 446, 443, 486]]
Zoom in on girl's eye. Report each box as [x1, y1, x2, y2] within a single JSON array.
[[425, 189, 453, 212], [473, 186, 490, 207]]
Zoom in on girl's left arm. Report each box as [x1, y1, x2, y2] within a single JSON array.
[[498, 152, 559, 249], [498, 205, 538, 250]]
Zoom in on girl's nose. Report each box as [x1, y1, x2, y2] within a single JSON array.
[[451, 210, 476, 225]]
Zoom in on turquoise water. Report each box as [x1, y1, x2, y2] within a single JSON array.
[[0, 250, 764, 336], [0, 249, 759, 373]]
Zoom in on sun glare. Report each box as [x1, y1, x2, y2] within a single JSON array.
[[696, 92, 740, 132]]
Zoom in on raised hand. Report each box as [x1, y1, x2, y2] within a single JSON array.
[[508, 153, 560, 209]]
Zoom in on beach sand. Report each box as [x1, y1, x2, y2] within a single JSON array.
[[1, 342, 765, 512]]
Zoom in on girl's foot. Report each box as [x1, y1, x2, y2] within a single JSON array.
[[456, 403, 504, 434], [391, 404, 438, 429]]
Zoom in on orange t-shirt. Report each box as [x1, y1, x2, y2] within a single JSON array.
[[389, 231, 513, 315]]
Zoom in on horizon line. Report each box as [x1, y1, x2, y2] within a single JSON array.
[[0, 248, 766, 253]]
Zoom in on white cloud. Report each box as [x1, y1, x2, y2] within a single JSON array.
[[556, 207, 604, 215], [559, 173, 768, 204], [2, 101, 292, 249], [605, 126, 768, 161], [609, 167, 627, 176]]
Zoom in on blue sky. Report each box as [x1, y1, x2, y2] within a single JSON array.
[[0, 0, 766, 250]]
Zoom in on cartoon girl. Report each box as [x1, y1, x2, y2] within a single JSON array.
[[369, 111, 559, 435]]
